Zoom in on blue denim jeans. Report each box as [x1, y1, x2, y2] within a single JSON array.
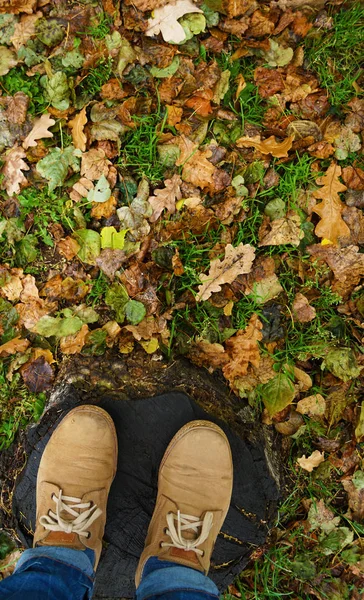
[[0, 547, 219, 600]]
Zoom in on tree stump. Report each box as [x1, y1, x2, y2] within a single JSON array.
[[9, 351, 282, 599]]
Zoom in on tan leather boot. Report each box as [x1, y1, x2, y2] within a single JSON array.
[[33, 405, 117, 568], [135, 420, 233, 586]]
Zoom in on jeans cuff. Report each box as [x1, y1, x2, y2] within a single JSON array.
[[136, 560, 219, 600], [15, 546, 95, 578]]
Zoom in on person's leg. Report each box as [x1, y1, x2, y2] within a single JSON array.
[[135, 420, 233, 600], [0, 405, 117, 600]]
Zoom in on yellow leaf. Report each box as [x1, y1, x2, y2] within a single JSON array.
[[139, 337, 159, 353], [236, 135, 294, 158], [297, 450, 325, 472]]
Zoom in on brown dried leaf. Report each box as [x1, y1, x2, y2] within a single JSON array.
[[296, 394, 326, 416], [149, 174, 182, 222], [10, 12, 41, 51], [57, 236, 81, 260], [5, 92, 29, 124], [22, 113, 55, 150], [196, 242, 255, 302], [60, 323, 89, 355], [223, 314, 263, 385], [68, 108, 88, 152], [175, 136, 216, 191], [308, 244, 364, 299], [21, 355, 54, 392], [96, 248, 129, 280], [166, 105, 183, 126], [91, 195, 117, 219], [236, 135, 293, 157], [342, 166, 364, 191], [297, 450, 325, 472], [342, 476, 364, 522], [189, 340, 229, 371], [312, 162, 349, 244], [292, 292, 316, 323], [0, 0, 37, 13], [80, 148, 111, 180], [0, 336, 30, 356], [259, 211, 304, 247], [1, 145, 29, 196], [1, 274, 23, 301]]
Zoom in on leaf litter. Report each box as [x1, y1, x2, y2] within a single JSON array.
[[0, 0, 364, 594]]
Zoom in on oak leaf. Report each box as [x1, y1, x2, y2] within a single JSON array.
[[10, 12, 42, 51], [223, 314, 263, 385], [236, 135, 294, 158], [259, 211, 304, 247], [68, 108, 88, 152], [23, 113, 56, 150], [1, 145, 29, 196], [297, 450, 325, 472], [149, 174, 182, 222], [312, 162, 349, 244], [196, 242, 255, 302]]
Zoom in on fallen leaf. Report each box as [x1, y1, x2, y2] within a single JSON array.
[[175, 136, 216, 191], [342, 166, 364, 190], [149, 174, 182, 222], [1, 274, 23, 302], [60, 323, 89, 354], [308, 499, 340, 532], [189, 340, 229, 371], [75, 229, 101, 265], [146, 0, 203, 44], [166, 105, 183, 126], [57, 237, 81, 260], [312, 162, 349, 244], [68, 108, 88, 152], [323, 348, 361, 382], [1, 145, 29, 196], [355, 403, 364, 442], [21, 355, 54, 392], [297, 450, 325, 472], [36, 146, 81, 192], [296, 394, 326, 416], [236, 135, 294, 158], [80, 148, 111, 180], [196, 242, 255, 302], [5, 92, 29, 125], [261, 372, 296, 417], [0, 0, 37, 14], [23, 113, 55, 150], [96, 248, 129, 280], [0, 46, 17, 76], [223, 314, 263, 385], [342, 472, 364, 522], [91, 195, 117, 219], [261, 39, 294, 67], [292, 293, 316, 323], [307, 244, 364, 299], [0, 336, 30, 356], [10, 11, 41, 51], [259, 211, 304, 247]]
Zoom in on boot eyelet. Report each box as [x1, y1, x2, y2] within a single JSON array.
[[163, 528, 168, 534], [86, 532, 91, 539], [201, 551, 205, 557]]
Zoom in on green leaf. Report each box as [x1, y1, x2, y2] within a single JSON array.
[[264, 198, 286, 221], [213, 69, 230, 103], [150, 56, 180, 78], [0, 298, 19, 335], [0, 531, 15, 560], [75, 229, 101, 265], [44, 71, 71, 110], [105, 283, 129, 323], [352, 470, 364, 490], [323, 348, 361, 382], [125, 300, 146, 325], [36, 18, 65, 48], [36, 146, 81, 191], [231, 175, 248, 198], [62, 49, 84, 69], [81, 329, 107, 356], [15, 235, 38, 265], [261, 372, 295, 417], [35, 315, 83, 338], [116, 37, 136, 75], [87, 175, 111, 203], [262, 39, 293, 67], [319, 527, 354, 556], [179, 13, 206, 43], [290, 557, 316, 581], [72, 305, 99, 324], [100, 226, 128, 250]]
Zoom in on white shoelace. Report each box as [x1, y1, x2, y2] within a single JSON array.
[[161, 510, 213, 555], [39, 490, 102, 538]]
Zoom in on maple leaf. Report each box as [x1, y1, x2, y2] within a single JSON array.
[[68, 107, 88, 152], [22, 113, 56, 150], [236, 135, 294, 158], [222, 314, 263, 384], [1, 145, 29, 196], [259, 211, 304, 247], [146, 0, 203, 44], [312, 162, 349, 244], [149, 174, 182, 222], [196, 242, 255, 302]]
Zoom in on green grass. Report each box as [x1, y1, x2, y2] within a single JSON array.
[[0, 363, 45, 450], [17, 187, 75, 246], [117, 113, 168, 182], [0, 67, 49, 115], [305, 3, 364, 106], [86, 272, 109, 306], [76, 57, 113, 100], [80, 11, 112, 40]]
